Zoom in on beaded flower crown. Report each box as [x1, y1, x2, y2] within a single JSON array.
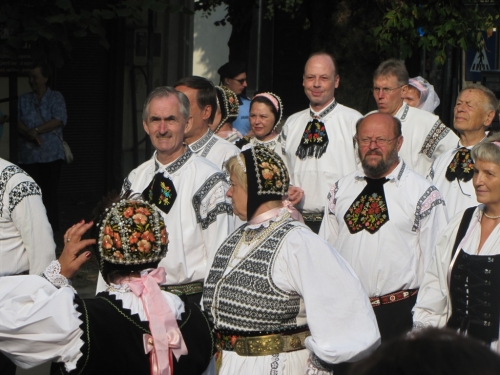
[[97, 199, 168, 266]]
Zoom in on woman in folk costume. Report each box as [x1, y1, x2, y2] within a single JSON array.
[[236, 93, 303, 222], [203, 146, 380, 375], [0, 197, 214, 375], [235, 92, 285, 155], [414, 133, 500, 351], [211, 85, 242, 144]]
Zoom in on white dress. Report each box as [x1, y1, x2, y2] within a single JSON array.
[[204, 208, 380, 375], [0, 158, 55, 275], [281, 99, 362, 214], [412, 205, 500, 350], [319, 160, 449, 297]]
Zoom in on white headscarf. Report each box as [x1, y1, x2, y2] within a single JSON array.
[[408, 76, 440, 113]]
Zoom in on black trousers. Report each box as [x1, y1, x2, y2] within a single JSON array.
[[372, 294, 418, 342], [20, 159, 63, 231]]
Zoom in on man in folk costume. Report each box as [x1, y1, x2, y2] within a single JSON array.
[[370, 59, 458, 177], [175, 76, 240, 171], [319, 113, 448, 341], [429, 84, 498, 218], [281, 51, 362, 233], [97, 87, 234, 303]]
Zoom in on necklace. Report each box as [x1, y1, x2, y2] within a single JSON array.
[[230, 212, 290, 263], [483, 210, 500, 219]]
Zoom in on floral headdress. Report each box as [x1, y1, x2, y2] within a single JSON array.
[[214, 85, 239, 133], [241, 145, 290, 220], [96, 199, 168, 275]]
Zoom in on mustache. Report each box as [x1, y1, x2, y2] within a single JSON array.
[[155, 132, 172, 139], [365, 150, 383, 157]]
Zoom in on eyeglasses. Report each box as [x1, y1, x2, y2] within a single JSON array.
[[355, 136, 400, 147], [230, 77, 247, 85], [371, 85, 405, 95]]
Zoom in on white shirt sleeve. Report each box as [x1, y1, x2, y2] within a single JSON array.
[[9, 177, 56, 275], [413, 212, 466, 328], [0, 276, 83, 370], [318, 183, 340, 246], [416, 188, 449, 273], [274, 227, 380, 364]]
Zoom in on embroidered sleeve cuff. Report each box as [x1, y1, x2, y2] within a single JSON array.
[[309, 353, 335, 373], [42, 260, 75, 291]]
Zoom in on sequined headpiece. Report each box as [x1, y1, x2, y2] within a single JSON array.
[[96, 199, 168, 277], [241, 145, 290, 220], [215, 85, 239, 133]]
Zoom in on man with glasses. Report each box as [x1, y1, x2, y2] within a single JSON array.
[[370, 59, 457, 176], [319, 112, 448, 342], [218, 61, 251, 135], [280, 51, 362, 233]]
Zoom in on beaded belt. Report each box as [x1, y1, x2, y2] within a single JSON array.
[[302, 213, 324, 222], [216, 327, 311, 356], [161, 282, 203, 296], [370, 288, 418, 307]]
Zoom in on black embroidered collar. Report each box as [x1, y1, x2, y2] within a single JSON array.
[[154, 147, 193, 174], [310, 100, 337, 119], [398, 103, 410, 121], [190, 129, 214, 152]]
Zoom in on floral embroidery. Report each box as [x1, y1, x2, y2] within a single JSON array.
[[158, 182, 172, 205], [98, 200, 168, 265], [344, 192, 389, 234], [252, 146, 289, 195], [445, 147, 474, 182], [142, 174, 177, 215], [302, 119, 326, 145]]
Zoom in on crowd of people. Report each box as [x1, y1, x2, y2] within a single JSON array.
[[1, 53, 500, 375]]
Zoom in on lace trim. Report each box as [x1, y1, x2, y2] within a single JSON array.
[[42, 260, 75, 291], [309, 353, 335, 373], [245, 207, 289, 230]]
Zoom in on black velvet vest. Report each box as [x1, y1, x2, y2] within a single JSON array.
[[51, 292, 214, 375], [446, 207, 500, 345]]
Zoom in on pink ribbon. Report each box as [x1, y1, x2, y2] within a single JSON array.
[[129, 268, 188, 375]]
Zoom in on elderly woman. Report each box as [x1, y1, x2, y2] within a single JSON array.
[[0, 198, 213, 375], [403, 76, 440, 113], [210, 85, 242, 144], [203, 146, 380, 375], [413, 133, 500, 350], [235, 92, 285, 154]]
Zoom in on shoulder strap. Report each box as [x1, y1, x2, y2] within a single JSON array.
[[451, 206, 476, 259]]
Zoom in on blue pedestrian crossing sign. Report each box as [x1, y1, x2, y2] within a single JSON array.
[[466, 31, 496, 81]]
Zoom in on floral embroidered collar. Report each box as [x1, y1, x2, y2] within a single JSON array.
[[154, 147, 193, 175], [189, 129, 214, 153], [355, 159, 407, 187]]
